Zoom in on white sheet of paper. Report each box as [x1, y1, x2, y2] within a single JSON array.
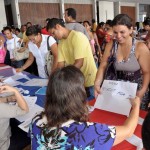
[[11, 74, 30, 81], [16, 104, 43, 122], [18, 118, 32, 133], [3, 77, 22, 86], [94, 80, 138, 116], [24, 78, 48, 87], [126, 134, 143, 150], [23, 96, 37, 108]]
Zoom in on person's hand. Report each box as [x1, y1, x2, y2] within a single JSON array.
[[0, 95, 16, 103], [16, 67, 24, 73], [94, 80, 102, 98], [130, 96, 140, 109], [0, 85, 17, 94], [136, 89, 145, 100]]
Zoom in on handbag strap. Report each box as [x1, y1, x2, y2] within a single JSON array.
[[47, 36, 52, 55], [14, 37, 16, 50]]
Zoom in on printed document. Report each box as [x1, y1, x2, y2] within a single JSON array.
[[94, 80, 138, 116]]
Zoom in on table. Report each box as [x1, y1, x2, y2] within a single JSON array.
[[0, 64, 147, 150], [89, 100, 147, 150]]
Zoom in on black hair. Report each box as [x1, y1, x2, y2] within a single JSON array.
[[65, 8, 76, 20], [83, 20, 91, 26], [98, 22, 105, 27], [15, 28, 20, 32], [92, 19, 96, 23], [46, 18, 50, 22], [143, 19, 150, 26], [3, 26, 12, 32], [106, 20, 113, 27], [112, 14, 133, 29], [46, 18, 65, 31], [142, 111, 150, 150], [26, 25, 41, 36], [45, 65, 88, 127], [26, 22, 32, 25]]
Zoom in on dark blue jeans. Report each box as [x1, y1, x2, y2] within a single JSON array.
[[85, 86, 95, 101]]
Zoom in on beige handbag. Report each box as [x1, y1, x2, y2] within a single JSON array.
[[13, 38, 29, 61]]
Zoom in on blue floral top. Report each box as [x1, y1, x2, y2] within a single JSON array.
[[30, 114, 116, 150]]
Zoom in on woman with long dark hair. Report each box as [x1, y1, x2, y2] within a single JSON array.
[[30, 65, 140, 150], [95, 14, 150, 110]]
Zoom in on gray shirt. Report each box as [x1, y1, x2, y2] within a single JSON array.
[[65, 22, 90, 40], [0, 103, 27, 150]]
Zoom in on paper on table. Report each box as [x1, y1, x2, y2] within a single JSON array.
[[94, 80, 138, 116], [23, 96, 37, 108], [24, 78, 48, 87], [18, 118, 32, 133], [11, 74, 30, 81], [16, 104, 43, 122], [3, 77, 23, 86], [126, 134, 143, 150]]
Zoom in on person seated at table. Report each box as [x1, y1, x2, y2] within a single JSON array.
[[30, 65, 140, 150], [0, 85, 29, 150], [142, 111, 150, 150]]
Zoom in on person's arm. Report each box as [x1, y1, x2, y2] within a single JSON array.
[[135, 42, 150, 99], [113, 96, 140, 146], [94, 41, 113, 98], [93, 32, 102, 57], [50, 43, 58, 72], [0, 85, 29, 112], [16, 52, 34, 72], [57, 62, 65, 68], [73, 58, 84, 69]]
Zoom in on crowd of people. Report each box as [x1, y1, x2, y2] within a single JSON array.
[[0, 7, 150, 150]]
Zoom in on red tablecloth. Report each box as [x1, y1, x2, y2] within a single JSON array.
[[88, 100, 147, 150]]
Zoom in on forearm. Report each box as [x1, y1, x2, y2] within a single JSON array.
[[51, 56, 58, 72], [73, 59, 84, 69], [14, 90, 28, 112], [141, 72, 150, 92], [94, 62, 107, 86], [114, 103, 140, 146], [123, 105, 139, 135], [22, 58, 34, 70]]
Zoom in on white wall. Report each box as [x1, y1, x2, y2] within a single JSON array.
[[0, 0, 7, 31], [114, 1, 120, 17], [99, 1, 114, 22], [11, 0, 18, 27]]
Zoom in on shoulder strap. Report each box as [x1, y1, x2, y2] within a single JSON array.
[[47, 36, 52, 55], [47, 36, 50, 51], [14, 37, 16, 49], [131, 38, 136, 53]]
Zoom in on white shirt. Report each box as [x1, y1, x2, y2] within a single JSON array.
[[6, 37, 20, 59], [0, 103, 26, 150], [28, 34, 56, 78]]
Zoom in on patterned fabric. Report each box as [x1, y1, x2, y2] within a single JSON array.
[[30, 114, 116, 150]]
